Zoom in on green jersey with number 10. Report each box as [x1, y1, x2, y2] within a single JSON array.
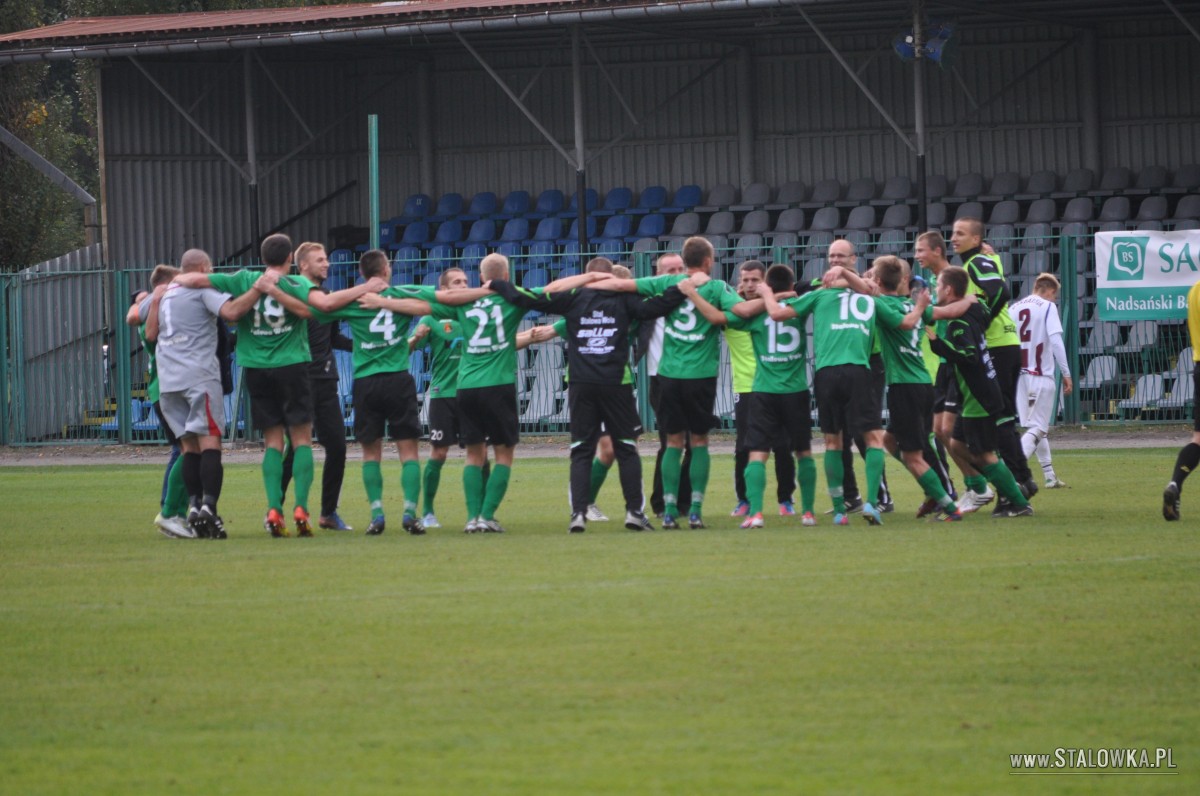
[[432, 293, 531, 390], [635, 274, 741, 379], [784, 287, 875, 372], [208, 270, 312, 368]]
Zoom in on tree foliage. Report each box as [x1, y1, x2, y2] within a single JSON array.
[[0, 0, 353, 271]]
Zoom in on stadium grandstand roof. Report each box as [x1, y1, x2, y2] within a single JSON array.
[[2, 0, 1199, 64]]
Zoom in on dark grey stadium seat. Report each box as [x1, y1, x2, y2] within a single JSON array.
[[1016, 170, 1057, 200], [1096, 196, 1131, 226], [799, 179, 842, 209], [875, 228, 908, 256], [1088, 166, 1133, 197], [1165, 165, 1200, 195], [980, 172, 1020, 202], [768, 181, 807, 210], [703, 210, 736, 254], [733, 209, 771, 237], [1168, 194, 1200, 224], [872, 175, 913, 206], [926, 202, 948, 228], [766, 208, 806, 249], [1128, 165, 1169, 195], [658, 212, 700, 244], [1052, 168, 1095, 198], [1135, 196, 1169, 224], [1020, 198, 1058, 227], [805, 207, 841, 252], [873, 204, 911, 231], [731, 182, 772, 211], [1059, 197, 1095, 224], [1014, 222, 1053, 253], [696, 183, 737, 213], [954, 201, 984, 221], [946, 172, 985, 203], [925, 174, 949, 202], [837, 178, 877, 207]]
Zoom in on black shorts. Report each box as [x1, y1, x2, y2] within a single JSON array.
[[886, 383, 934, 453], [814, 364, 882, 437], [153, 400, 179, 446], [428, 396, 463, 448], [568, 384, 642, 443], [743, 391, 813, 453], [245, 363, 313, 430], [1193, 368, 1200, 433], [953, 414, 998, 456], [353, 371, 420, 445], [991, 344, 1021, 420], [656, 376, 718, 436], [457, 384, 520, 448], [933, 362, 960, 415]]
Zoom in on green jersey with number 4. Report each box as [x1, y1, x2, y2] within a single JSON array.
[[311, 286, 432, 379], [208, 270, 312, 368], [784, 288, 875, 372], [873, 294, 931, 386], [432, 293, 531, 389], [635, 274, 741, 379], [724, 309, 808, 393]]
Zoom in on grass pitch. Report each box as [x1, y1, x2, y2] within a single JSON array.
[[1, 448, 1197, 795]]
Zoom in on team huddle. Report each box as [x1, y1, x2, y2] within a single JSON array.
[[128, 218, 1071, 538]]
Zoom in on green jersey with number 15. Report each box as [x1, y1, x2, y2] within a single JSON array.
[[635, 274, 741, 379], [723, 309, 809, 394], [784, 287, 875, 372], [208, 270, 312, 368], [311, 285, 434, 379], [432, 293, 532, 390]]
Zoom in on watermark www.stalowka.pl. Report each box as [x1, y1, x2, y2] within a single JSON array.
[[1010, 748, 1178, 775]]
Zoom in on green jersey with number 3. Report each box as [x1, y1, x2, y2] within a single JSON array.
[[873, 294, 932, 386], [432, 293, 531, 389], [635, 274, 741, 379], [723, 309, 808, 393], [208, 270, 312, 368], [784, 288, 875, 372], [311, 286, 432, 379]]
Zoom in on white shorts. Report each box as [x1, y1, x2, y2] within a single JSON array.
[[159, 381, 225, 439], [1016, 373, 1057, 434]]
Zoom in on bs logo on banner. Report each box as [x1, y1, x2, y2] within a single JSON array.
[[1095, 231, 1200, 320]]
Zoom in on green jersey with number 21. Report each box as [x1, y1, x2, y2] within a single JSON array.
[[432, 293, 532, 390], [208, 270, 312, 368]]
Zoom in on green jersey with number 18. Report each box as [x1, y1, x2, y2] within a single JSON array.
[[873, 294, 932, 386], [431, 292, 532, 389], [784, 287, 875, 372], [208, 270, 312, 368], [635, 274, 742, 379], [723, 309, 809, 393], [310, 285, 434, 379]]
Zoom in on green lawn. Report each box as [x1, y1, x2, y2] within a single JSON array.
[[1, 448, 1196, 795]]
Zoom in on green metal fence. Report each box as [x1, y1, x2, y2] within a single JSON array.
[[1, 235, 1190, 446]]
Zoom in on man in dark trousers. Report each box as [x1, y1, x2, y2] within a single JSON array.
[[489, 257, 707, 533], [281, 241, 354, 531]]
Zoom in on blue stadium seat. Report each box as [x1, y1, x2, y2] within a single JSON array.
[[427, 243, 456, 273], [397, 193, 431, 224], [428, 192, 463, 222], [410, 349, 427, 393], [530, 216, 563, 242], [629, 185, 667, 215], [460, 242, 487, 270], [392, 247, 421, 284], [421, 270, 440, 287], [460, 191, 498, 221], [522, 267, 550, 289], [596, 239, 625, 260], [663, 184, 701, 214], [398, 221, 431, 248], [527, 241, 557, 270], [593, 187, 633, 217], [561, 188, 599, 217], [461, 267, 481, 288], [598, 215, 633, 240], [496, 217, 530, 245], [496, 241, 524, 262], [528, 188, 566, 219], [429, 219, 463, 248], [379, 219, 399, 249], [462, 218, 496, 246], [559, 216, 597, 245], [626, 213, 665, 242], [496, 190, 531, 220]]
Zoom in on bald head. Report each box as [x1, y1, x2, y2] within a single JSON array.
[[656, 253, 684, 275], [827, 239, 856, 271], [180, 249, 212, 274], [480, 253, 509, 281]]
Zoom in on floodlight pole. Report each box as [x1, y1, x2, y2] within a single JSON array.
[[368, 114, 380, 252], [913, 0, 928, 237], [244, 52, 261, 258], [573, 25, 589, 269]]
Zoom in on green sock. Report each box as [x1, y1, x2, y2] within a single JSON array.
[[588, 458, 612, 504], [981, 461, 1028, 506], [965, 474, 988, 495], [917, 468, 957, 511], [796, 455, 817, 514], [164, 455, 188, 518], [463, 465, 484, 520], [362, 460, 384, 518], [865, 447, 885, 508], [662, 447, 683, 516], [423, 458, 444, 514], [688, 445, 710, 515], [823, 450, 846, 513], [744, 461, 766, 516], [481, 464, 511, 520], [292, 444, 313, 512], [263, 447, 284, 511], [402, 460, 421, 516]]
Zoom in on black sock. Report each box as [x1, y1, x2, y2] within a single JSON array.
[[1172, 443, 1200, 488], [182, 452, 202, 511], [200, 449, 224, 511]]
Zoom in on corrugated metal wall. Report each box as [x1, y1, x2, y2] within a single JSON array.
[[100, 18, 1199, 265]]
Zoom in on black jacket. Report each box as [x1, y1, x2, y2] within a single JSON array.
[[306, 285, 353, 381]]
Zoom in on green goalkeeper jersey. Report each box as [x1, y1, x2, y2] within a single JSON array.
[[208, 270, 312, 369], [873, 294, 932, 386], [723, 308, 809, 394], [416, 314, 463, 399], [431, 292, 532, 390], [311, 286, 432, 379], [634, 274, 741, 379], [783, 287, 875, 372]]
